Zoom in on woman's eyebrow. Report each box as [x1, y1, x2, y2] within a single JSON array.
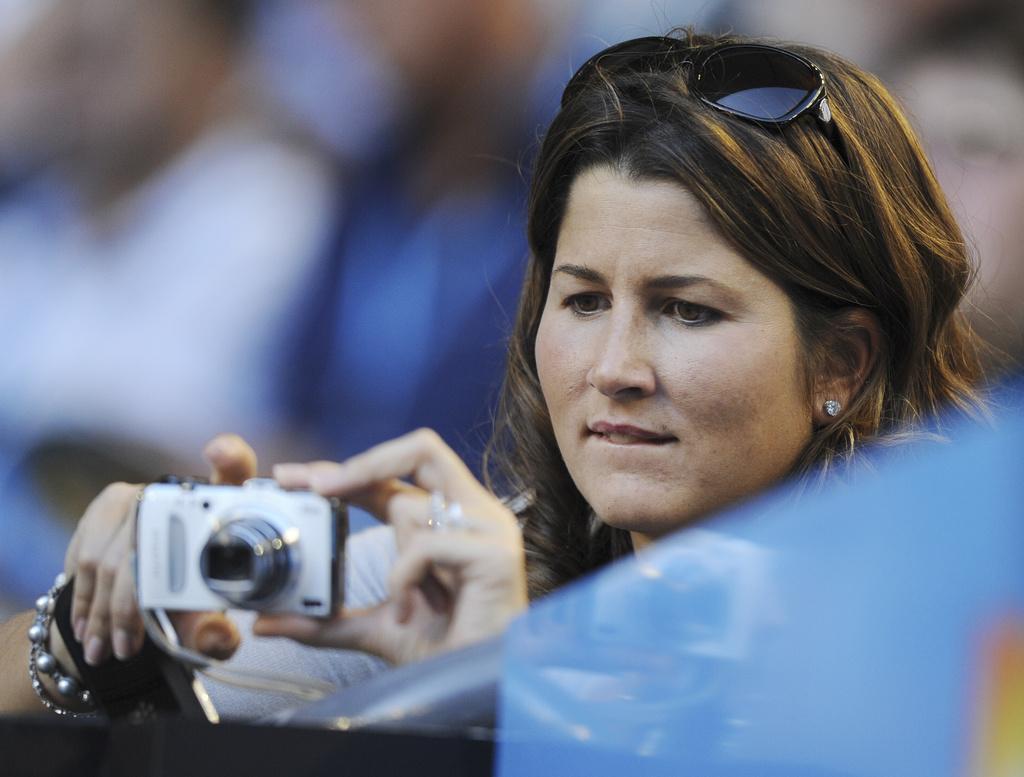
[[553, 264, 733, 295], [645, 275, 743, 308], [645, 274, 716, 290], [552, 263, 605, 283]]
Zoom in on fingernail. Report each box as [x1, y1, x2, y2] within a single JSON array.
[[85, 636, 105, 666], [196, 628, 233, 658], [112, 629, 132, 660], [197, 632, 218, 653], [74, 618, 86, 643]]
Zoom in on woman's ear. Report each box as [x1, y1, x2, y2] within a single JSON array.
[[811, 308, 883, 425]]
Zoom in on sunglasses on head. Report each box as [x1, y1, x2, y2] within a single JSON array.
[[562, 37, 845, 159]]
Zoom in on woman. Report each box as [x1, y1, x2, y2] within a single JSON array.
[[0, 30, 985, 717]]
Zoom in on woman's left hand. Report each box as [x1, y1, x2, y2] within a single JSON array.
[[254, 429, 528, 665]]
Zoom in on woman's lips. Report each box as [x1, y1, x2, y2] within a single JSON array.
[[588, 421, 676, 445]]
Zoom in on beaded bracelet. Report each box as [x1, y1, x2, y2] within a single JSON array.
[[27, 572, 98, 717]]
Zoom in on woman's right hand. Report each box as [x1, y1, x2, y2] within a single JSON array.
[[61, 434, 257, 668], [255, 428, 529, 666]]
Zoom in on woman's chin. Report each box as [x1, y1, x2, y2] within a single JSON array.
[[593, 499, 703, 541]]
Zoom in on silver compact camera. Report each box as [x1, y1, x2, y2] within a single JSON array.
[[135, 478, 346, 617]]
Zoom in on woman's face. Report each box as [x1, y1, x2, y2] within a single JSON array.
[[535, 166, 814, 546]]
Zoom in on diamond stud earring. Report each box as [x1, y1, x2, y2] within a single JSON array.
[[824, 399, 841, 417]]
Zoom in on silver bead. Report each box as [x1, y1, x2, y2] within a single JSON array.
[[54, 572, 68, 588], [79, 690, 93, 706], [36, 651, 57, 675], [28, 623, 47, 644], [35, 595, 52, 614], [56, 676, 79, 698]]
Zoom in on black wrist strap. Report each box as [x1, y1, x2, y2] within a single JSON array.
[[54, 578, 200, 720]]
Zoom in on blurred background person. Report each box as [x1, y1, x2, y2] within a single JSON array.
[[710, 0, 977, 66], [0, 0, 338, 609], [883, 0, 1024, 376], [267, 0, 573, 482]]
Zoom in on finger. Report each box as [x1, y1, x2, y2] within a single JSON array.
[[387, 531, 516, 611], [271, 461, 326, 490], [345, 482, 426, 533], [348, 482, 426, 529], [204, 434, 258, 485], [82, 518, 134, 665], [69, 482, 139, 644], [251, 612, 332, 644], [274, 462, 411, 514], [70, 568, 95, 647], [306, 429, 489, 507], [173, 611, 240, 660], [253, 605, 391, 656], [388, 538, 449, 623], [273, 463, 425, 530], [109, 558, 143, 661], [63, 529, 81, 580]]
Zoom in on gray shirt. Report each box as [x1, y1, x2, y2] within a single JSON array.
[[204, 525, 396, 719]]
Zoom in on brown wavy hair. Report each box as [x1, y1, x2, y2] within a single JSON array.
[[485, 30, 985, 599]]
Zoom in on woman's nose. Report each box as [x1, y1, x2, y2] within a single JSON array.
[[585, 316, 656, 399]]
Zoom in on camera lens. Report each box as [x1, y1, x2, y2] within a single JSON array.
[[200, 519, 292, 606], [205, 544, 252, 581]]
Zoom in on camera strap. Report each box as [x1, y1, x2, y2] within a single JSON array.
[[141, 608, 336, 704]]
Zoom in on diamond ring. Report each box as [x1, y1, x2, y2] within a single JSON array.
[[426, 491, 468, 531]]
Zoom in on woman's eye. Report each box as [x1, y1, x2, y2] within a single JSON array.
[[566, 294, 605, 315], [666, 300, 718, 325]]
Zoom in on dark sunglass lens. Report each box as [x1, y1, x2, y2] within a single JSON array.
[[697, 46, 820, 121]]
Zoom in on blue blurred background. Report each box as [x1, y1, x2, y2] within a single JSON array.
[[0, 0, 1020, 618]]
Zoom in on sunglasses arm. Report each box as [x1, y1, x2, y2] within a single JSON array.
[[815, 98, 849, 166]]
